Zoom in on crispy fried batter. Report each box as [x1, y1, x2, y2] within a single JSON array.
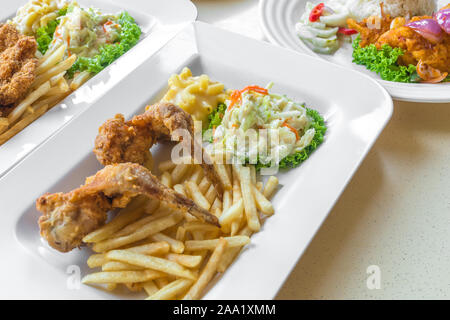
[[375, 19, 450, 73], [347, 4, 393, 47], [0, 24, 37, 106], [37, 163, 219, 252], [37, 192, 111, 253], [94, 102, 224, 198]]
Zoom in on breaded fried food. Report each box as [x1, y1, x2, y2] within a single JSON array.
[[375, 23, 450, 74], [347, 4, 393, 47], [37, 163, 219, 252], [94, 102, 224, 198], [0, 24, 37, 106]]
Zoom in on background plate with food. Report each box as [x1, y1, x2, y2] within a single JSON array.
[[0, 22, 392, 299], [260, 0, 450, 103], [0, 0, 197, 178]]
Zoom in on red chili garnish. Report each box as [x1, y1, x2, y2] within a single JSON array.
[[309, 3, 325, 22], [227, 85, 269, 111], [337, 27, 358, 35]]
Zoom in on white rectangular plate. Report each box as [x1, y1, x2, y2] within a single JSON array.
[[0, 22, 393, 299], [0, 0, 197, 179]]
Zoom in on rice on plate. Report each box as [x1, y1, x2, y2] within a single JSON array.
[[329, 0, 437, 21]]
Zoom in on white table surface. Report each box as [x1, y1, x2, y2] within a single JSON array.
[[194, 0, 450, 299]]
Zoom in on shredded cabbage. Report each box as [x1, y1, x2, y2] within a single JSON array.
[[267, 108, 326, 170], [204, 93, 326, 171], [67, 11, 141, 77]]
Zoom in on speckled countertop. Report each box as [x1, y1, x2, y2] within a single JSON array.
[[194, 0, 450, 299]]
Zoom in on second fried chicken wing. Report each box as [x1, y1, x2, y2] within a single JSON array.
[[37, 163, 219, 252]]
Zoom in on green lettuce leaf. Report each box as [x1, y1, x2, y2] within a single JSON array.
[[202, 102, 226, 142], [67, 11, 141, 77], [35, 8, 67, 54], [352, 35, 418, 83], [255, 108, 326, 171]]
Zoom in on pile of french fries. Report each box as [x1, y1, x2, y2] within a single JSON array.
[[0, 43, 91, 145], [82, 159, 279, 300]]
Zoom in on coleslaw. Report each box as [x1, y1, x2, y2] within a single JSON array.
[[205, 84, 325, 169]]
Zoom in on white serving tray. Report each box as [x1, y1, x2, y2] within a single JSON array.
[[0, 21, 392, 299], [0, 0, 197, 178], [259, 0, 450, 103]]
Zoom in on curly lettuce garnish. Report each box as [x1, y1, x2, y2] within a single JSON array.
[[255, 108, 326, 170], [352, 35, 418, 83], [207, 102, 226, 130], [67, 11, 141, 77]]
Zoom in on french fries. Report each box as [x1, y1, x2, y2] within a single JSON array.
[[263, 176, 279, 199], [70, 70, 91, 91], [0, 118, 8, 133], [147, 279, 193, 300], [36, 44, 66, 75], [161, 171, 172, 188], [183, 238, 227, 300], [82, 157, 278, 300], [217, 226, 253, 273], [106, 250, 197, 280], [143, 281, 159, 296], [238, 166, 260, 232], [151, 233, 185, 254], [82, 270, 164, 284], [171, 163, 190, 184], [92, 213, 183, 252], [166, 253, 202, 268], [214, 164, 232, 190], [0, 42, 89, 144], [0, 103, 48, 144], [32, 54, 77, 89], [158, 160, 176, 172], [185, 236, 250, 251], [83, 196, 148, 243], [253, 185, 274, 215], [219, 199, 244, 233], [102, 261, 144, 272], [87, 254, 107, 268], [8, 81, 51, 124], [185, 181, 210, 211]]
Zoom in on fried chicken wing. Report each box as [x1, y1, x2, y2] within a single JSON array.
[[94, 102, 224, 197], [0, 24, 37, 106], [37, 163, 219, 252]]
